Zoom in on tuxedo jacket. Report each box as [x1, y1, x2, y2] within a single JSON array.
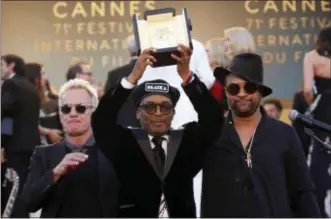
[[91, 76, 223, 217], [105, 59, 140, 128], [21, 142, 119, 218]]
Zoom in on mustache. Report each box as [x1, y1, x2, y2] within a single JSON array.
[[234, 99, 252, 103]]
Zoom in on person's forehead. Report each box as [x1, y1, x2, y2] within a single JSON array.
[[141, 94, 172, 104], [61, 88, 92, 104], [80, 64, 91, 72], [263, 103, 277, 110], [226, 74, 247, 84]]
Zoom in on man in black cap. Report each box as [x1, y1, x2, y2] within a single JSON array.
[[92, 45, 223, 217], [201, 53, 320, 217]]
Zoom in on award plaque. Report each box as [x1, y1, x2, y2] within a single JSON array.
[[133, 8, 193, 67]]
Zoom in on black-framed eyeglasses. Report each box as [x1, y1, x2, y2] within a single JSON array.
[[60, 104, 93, 115], [225, 82, 259, 96], [140, 103, 174, 115]]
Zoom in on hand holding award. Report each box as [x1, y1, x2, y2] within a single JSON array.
[[133, 8, 193, 67]]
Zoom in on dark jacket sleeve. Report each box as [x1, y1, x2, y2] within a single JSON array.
[[21, 147, 57, 212], [1, 79, 17, 114], [91, 80, 132, 163], [183, 76, 224, 141], [284, 126, 321, 217], [105, 70, 119, 92], [181, 76, 224, 175]]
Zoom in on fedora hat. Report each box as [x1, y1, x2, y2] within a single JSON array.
[[214, 53, 272, 97]]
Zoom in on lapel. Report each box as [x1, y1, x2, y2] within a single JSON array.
[[49, 142, 67, 169], [163, 130, 183, 179], [97, 149, 112, 197], [131, 129, 161, 178]]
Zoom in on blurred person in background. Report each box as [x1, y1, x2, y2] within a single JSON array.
[[205, 37, 230, 104], [66, 60, 95, 84], [224, 26, 256, 60], [66, 59, 106, 100], [25, 63, 63, 145], [302, 27, 331, 218], [42, 72, 58, 100], [262, 98, 283, 120], [1, 54, 40, 218], [291, 82, 310, 157], [104, 34, 140, 127]]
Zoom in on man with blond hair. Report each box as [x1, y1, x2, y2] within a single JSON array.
[[22, 79, 119, 218]]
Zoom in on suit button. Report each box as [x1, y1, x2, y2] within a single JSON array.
[[235, 177, 240, 183]]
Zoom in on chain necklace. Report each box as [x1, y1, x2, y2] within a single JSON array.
[[244, 116, 262, 169]]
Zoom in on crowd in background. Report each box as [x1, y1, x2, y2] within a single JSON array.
[[1, 25, 330, 218]]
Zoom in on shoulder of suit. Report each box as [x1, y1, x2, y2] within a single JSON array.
[[34, 142, 64, 153], [264, 116, 294, 133], [108, 62, 133, 74]]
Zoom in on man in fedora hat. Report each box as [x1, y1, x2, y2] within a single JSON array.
[[92, 45, 223, 217], [201, 53, 320, 217]]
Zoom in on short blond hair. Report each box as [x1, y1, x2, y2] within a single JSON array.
[[205, 37, 230, 68], [58, 78, 99, 109], [224, 27, 256, 56]]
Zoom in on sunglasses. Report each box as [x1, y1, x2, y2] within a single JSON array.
[[60, 104, 93, 115], [140, 103, 174, 115], [226, 82, 259, 96]]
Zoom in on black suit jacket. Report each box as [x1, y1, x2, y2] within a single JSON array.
[[105, 59, 140, 128], [21, 142, 119, 218], [1, 75, 40, 153], [92, 76, 223, 217]]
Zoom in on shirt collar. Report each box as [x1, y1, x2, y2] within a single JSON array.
[[65, 135, 95, 151], [7, 72, 15, 79], [226, 106, 267, 124]]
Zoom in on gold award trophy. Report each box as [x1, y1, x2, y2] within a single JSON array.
[[133, 8, 193, 67]]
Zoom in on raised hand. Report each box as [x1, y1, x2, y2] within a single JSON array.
[[127, 48, 157, 85], [171, 44, 193, 81], [52, 152, 88, 182]]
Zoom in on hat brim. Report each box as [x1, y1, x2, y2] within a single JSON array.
[[214, 67, 272, 97]]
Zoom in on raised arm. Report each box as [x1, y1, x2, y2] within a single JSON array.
[[183, 76, 223, 139], [171, 44, 224, 140], [303, 52, 315, 104], [91, 48, 157, 161]]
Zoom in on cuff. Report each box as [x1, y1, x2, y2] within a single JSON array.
[[121, 78, 135, 89]]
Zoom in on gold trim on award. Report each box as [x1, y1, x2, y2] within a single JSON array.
[[133, 8, 193, 67]]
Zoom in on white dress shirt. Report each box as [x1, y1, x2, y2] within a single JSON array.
[[138, 39, 215, 129]]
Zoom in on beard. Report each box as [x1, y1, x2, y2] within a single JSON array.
[[230, 99, 260, 118]]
